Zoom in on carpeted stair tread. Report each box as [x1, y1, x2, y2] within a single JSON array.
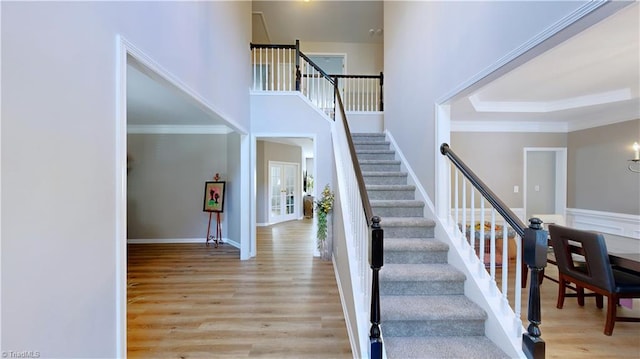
[[381, 295, 487, 321], [362, 171, 407, 177], [358, 159, 401, 164], [371, 200, 424, 207], [384, 237, 448, 252], [384, 336, 511, 359], [366, 184, 416, 191], [380, 263, 465, 282], [382, 217, 436, 227]]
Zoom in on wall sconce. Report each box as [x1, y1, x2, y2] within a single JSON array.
[[629, 141, 640, 173]]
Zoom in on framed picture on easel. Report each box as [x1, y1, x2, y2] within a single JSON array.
[[203, 181, 225, 213]]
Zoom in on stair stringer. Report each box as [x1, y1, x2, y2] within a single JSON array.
[[385, 130, 526, 359]]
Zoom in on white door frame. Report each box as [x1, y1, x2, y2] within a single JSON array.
[[268, 160, 300, 224], [523, 147, 567, 220]]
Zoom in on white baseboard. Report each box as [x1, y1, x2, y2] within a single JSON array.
[[566, 208, 640, 239], [127, 237, 240, 248]]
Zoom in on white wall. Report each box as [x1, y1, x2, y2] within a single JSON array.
[[1, 1, 250, 357], [250, 93, 334, 203], [384, 1, 589, 202]]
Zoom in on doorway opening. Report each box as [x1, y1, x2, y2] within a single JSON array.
[[523, 147, 567, 220]]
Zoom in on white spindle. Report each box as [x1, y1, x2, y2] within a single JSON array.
[[502, 218, 509, 297], [490, 209, 496, 279], [480, 199, 485, 261], [454, 170, 459, 233], [470, 189, 476, 257], [462, 179, 467, 244]]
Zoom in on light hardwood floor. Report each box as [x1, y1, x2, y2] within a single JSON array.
[[127, 218, 352, 358], [128, 219, 640, 358], [518, 265, 640, 358]]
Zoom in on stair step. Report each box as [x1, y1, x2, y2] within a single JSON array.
[[351, 133, 386, 143], [363, 171, 408, 185], [384, 336, 511, 359], [371, 200, 424, 217], [366, 184, 416, 200], [380, 264, 465, 295], [356, 150, 395, 160], [381, 217, 435, 238], [358, 159, 401, 172], [384, 238, 449, 264], [381, 295, 487, 337], [353, 141, 391, 151]]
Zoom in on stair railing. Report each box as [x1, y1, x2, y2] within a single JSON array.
[[251, 40, 385, 358], [440, 143, 548, 359], [332, 73, 384, 112], [250, 41, 383, 116], [333, 86, 384, 359]]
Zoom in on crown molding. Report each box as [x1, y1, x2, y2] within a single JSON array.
[[469, 88, 633, 113], [451, 120, 568, 133], [127, 124, 232, 134]]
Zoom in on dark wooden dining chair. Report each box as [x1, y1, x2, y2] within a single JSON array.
[[549, 224, 640, 336]]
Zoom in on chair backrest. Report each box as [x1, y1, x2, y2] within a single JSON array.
[[548, 224, 615, 292]]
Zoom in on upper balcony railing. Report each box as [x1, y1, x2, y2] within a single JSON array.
[[250, 40, 383, 118]]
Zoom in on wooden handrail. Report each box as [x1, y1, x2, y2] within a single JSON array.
[[440, 143, 526, 236]]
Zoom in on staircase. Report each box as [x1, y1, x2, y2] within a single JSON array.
[[352, 133, 510, 359]]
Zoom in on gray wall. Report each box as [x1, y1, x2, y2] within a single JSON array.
[[450, 132, 566, 208], [256, 140, 303, 224], [127, 134, 228, 239], [568, 119, 640, 215], [526, 151, 556, 215]]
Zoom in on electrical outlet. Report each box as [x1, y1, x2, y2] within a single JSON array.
[[513, 185, 519, 193], [535, 185, 540, 192]]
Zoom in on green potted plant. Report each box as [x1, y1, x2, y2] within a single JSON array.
[[315, 184, 334, 260]]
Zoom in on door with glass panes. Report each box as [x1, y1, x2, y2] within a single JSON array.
[[269, 161, 299, 223]]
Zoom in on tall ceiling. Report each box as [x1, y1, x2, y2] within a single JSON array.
[[128, 1, 639, 135], [252, 0, 383, 44]]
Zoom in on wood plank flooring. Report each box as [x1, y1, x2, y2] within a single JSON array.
[[127, 218, 352, 358], [518, 265, 640, 358], [129, 219, 640, 358]]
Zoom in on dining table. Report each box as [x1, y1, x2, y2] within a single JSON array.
[[603, 233, 640, 273]]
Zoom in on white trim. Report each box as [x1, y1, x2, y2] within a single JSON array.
[[468, 88, 632, 113], [115, 35, 128, 359], [566, 208, 640, 239], [451, 120, 568, 133], [127, 124, 232, 134], [127, 237, 240, 247]]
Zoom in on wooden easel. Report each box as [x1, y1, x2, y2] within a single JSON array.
[[206, 212, 222, 248], [204, 173, 224, 248]]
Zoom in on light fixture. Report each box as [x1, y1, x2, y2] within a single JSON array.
[[628, 141, 640, 173]]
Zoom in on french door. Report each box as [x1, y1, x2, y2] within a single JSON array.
[[269, 161, 299, 224]]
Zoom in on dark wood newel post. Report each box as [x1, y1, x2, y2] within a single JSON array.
[[522, 217, 547, 359], [370, 216, 383, 359], [295, 39, 301, 91]]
